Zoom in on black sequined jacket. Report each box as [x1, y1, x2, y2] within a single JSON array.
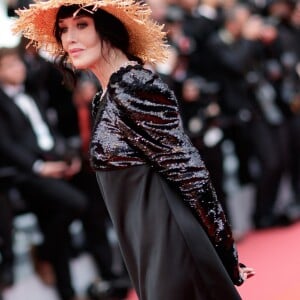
[[90, 64, 244, 286]]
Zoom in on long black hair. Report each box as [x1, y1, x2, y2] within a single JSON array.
[[53, 4, 142, 86]]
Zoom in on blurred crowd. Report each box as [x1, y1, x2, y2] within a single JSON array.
[[1, 0, 300, 299], [150, 0, 300, 230]]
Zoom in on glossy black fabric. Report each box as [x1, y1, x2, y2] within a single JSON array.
[[96, 166, 241, 300], [90, 64, 243, 286]]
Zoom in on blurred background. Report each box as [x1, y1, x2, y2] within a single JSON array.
[[1, 0, 300, 299]]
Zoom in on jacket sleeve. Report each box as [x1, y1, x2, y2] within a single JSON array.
[[110, 65, 244, 285]]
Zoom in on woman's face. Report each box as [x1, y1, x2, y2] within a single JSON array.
[[58, 15, 102, 70]]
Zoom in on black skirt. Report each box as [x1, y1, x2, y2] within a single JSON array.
[[96, 165, 241, 300]]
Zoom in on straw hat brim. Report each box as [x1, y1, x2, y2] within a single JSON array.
[[13, 0, 169, 64]]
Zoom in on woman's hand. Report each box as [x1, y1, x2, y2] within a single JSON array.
[[239, 265, 255, 281]]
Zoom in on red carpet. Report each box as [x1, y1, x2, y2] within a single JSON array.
[[237, 222, 300, 300], [126, 222, 300, 300], [127, 289, 138, 300]]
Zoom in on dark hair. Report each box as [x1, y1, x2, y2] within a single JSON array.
[[53, 5, 142, 86]]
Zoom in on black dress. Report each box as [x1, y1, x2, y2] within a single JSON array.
[[90, 64, 243, 300]]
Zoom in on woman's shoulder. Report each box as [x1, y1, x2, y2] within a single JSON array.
[[109, 63, 173, 98], [110, 63, 154, 85]]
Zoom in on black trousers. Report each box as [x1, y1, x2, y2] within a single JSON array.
[[0, 192, 14, 268], [226, 120, 289, 223], [16, 175, 87, 300], [71, 169, 117, 280], [0, 169, 17, 271], [288, 115, 300, 200], [249, 121, 289, 222], [225, 122, 255, 186]]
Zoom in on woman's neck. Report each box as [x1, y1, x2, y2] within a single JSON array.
[[90, 48, 131, 91]]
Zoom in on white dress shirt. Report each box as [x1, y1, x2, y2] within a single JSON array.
[[2, 84, 54, 151]]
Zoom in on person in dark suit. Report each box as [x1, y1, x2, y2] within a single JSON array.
[[183, 0, 223, 79], [265, 0, 300, 222], [0, 47, 87, 300], [205, 5, 263, 186], [206, 5, 294, 228]]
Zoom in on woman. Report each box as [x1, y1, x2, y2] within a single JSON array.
[[14, 1, 254, 299]]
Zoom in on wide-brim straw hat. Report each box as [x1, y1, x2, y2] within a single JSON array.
[[13, 0, 169, 64]]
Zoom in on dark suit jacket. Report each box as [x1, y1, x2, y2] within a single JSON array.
[[183, 11, 222, 77], [206, 33, 261, 117], [0, 88, 61, 174]]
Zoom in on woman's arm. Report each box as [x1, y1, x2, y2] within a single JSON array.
[[110, 65, 244, 285]]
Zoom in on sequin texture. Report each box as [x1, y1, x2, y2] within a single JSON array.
[[90, 64, 243, 285]]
